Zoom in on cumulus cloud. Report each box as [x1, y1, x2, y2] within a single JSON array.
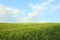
[[28, 3, 47, 18], [41, 2, 48, 6], [28, 0, 55, 17], [52, 4, 60, 10], [12, 9, 20, 18], [19, 5, 47, 22], [0, 0, 59, 22], [12, 9, 19, 15], [17, 17, 29, 22], [19, 0, 56, 22], [0, 5, 20, 21], [48, 0, 55, 3], [29, 4, 47, 11], [41, 0, 55, 6], [28, 11, 38, 17]]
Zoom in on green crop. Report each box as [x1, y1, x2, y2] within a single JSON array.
[[0, 23, 60, 40]]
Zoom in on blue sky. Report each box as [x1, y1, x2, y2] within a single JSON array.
[[0, 0, 60, 22]]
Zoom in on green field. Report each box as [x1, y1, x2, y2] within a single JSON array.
[[0, 23, 60, 40]]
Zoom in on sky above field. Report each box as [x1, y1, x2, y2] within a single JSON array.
[[0, 0, 60, 22]]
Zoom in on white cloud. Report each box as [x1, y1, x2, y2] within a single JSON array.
[[19, 4, 47, 22], [12, 9, 19, 15], [42, 2, 48, 6], [30, 4, 46, 11], [28, 3, 47, 17], [0, 6, 12, 13], [12, 9, 20, 18], [48, 0, 55, 3], [18, 17, 29, 22], [52, 4, 60, 10], [28, 11, 38, 17], [0, 0, 57, 22], [0, 5, 20, 21], [19, 0, 55, 22], [28, 0, 55, 17], [41, 0, 55, 6]]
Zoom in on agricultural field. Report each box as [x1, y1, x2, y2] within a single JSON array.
[[0, 23, 60, 40]]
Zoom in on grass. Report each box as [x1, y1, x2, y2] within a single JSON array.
[[0, 23, 60, 40]]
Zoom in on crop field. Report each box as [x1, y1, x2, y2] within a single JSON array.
[[0, 23, 60, 40]]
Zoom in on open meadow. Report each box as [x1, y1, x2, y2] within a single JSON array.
[[0, 23, 60, 40]]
